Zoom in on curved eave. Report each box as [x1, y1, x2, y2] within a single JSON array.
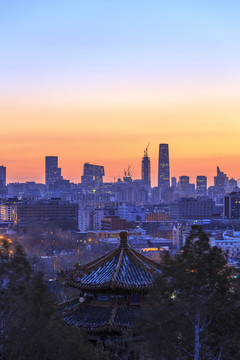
[[64, 279, 154, 292], [68, 323, 129, 334], [62, 300, 140, 334], [58, 242, 162, 292], [80, 324, 130, 334], [59, 246, 161, 278]]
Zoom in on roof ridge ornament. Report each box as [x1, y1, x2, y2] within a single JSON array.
[[119, 231, 128, 247], [58, 229, 161, 292]]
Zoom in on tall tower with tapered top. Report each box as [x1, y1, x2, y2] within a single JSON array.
[[141, 144, 151, 187]]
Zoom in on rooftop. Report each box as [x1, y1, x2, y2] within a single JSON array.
[[59, 297, 141, 334], [58, 231, 161, 292]]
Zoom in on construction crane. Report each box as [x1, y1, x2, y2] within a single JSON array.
[[144, 142, 150, 157], [123, 164, 134, 183]]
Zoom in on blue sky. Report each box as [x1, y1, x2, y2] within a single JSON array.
[[1, 1, 240, 184], [1, 0, 240, 99]]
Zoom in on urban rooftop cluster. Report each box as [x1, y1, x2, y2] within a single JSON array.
[[0, 143, 240, 260]]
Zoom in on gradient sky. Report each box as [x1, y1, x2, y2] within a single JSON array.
[[1, 1, 240, 185]]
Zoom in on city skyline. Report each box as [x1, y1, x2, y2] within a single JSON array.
[[0, 149, 238, 187], [1, 1, 240, 185]]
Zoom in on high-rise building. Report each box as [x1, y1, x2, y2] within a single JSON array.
[[225, 192, 240, 219], [78, 209, 91, 232], [0, 166, 6, 186], [171, 177, 177, 188], [214, 166, 228, 190], [227, 178, 238, 193], [141, 145, 151, 187], [45, 156, 62, 187], [158, 144, 170, 190], [179, 176, 189, 192], [196, 176, 207, 196], [81, 163, 105, 188], [178, 176, 195, 195]]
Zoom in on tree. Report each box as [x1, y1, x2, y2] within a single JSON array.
[[0, 239, 97, 360], [20, 223, 76, 257], [94, 330, 150, 360], [140, 226, 240, 360]]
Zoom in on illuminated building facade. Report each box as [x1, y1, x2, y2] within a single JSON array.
[[145, 212, 169, 221], [0, 204, 18, 222], [158, 144, 170, 190], [179, 176, 189, 192], [224, 192, 240, 219], [196, 176, 207, 196]]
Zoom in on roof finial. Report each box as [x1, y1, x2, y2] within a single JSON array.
[[119, 231, 128, 247]]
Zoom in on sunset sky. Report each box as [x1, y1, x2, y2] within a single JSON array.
[[1, 1, 240, 186]]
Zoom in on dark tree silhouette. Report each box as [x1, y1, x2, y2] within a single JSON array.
[[139, 226, 240, 360], [0, 239, 97, 360]]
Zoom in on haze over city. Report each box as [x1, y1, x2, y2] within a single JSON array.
[[1, 1, 240, 185]]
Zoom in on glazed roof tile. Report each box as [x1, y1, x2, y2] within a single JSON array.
[[58, 231, 161, 291], [64, 305, 112, 329], [61, 300, 140, 333]]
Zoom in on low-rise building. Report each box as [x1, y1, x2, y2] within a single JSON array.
[[145, 212, 169, 221], [101, 216, 126, 231], [210, 236, 240, 258]]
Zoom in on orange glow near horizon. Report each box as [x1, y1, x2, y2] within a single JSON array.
[[2, 1, 240, 188], [1, 101, 240, 186]]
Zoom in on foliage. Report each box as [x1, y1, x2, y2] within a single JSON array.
[[139, 226, 240, 360], [0, 239, 96, 360], [19, 223, 80, 256], [94, 331, 151, 360]]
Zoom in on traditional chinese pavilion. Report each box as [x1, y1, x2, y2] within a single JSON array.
[[58, 231, 161, 338]]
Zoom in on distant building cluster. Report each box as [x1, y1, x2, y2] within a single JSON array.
[[1, 146, 240, 263]]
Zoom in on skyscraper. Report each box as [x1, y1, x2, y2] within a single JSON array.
[[179, 176, 195, 195], [171, 177, 177, 188], [179, 176, 190, 192], [0, 166, 6, 186], [214, 166, 228, 190], [196, 176, 207, 196], [45, 156, 62, 187], [81, 163, 105, 188], [158, 144, 170, 190], [141, 145, 151, 187]]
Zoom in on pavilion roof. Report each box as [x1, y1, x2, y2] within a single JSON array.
[[59, 297, 140, 334], [58, 231, 161, 292]]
